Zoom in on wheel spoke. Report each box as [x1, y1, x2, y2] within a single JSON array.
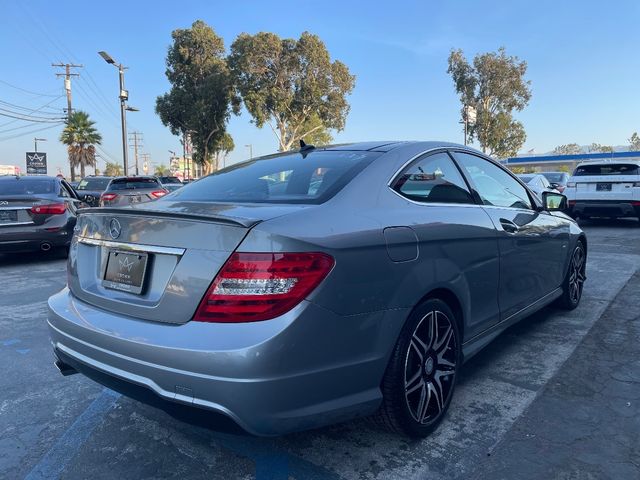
[[415, 383, 427, 422], [410, 338, 424, 362], [427, 381, 443, 416], [434, 324, 453, 354], [405, 370, 423, 395], [425, 312, 436, 351]]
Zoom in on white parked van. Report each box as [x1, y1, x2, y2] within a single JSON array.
[[565, 160, 640, 221]]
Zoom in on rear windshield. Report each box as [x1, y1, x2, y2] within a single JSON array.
[[159, 176, 182, 184], [77, 177, 111, 190], [573, 164, 639, 176], [167, 150, 380, 204], [107, 178, 161, 191], [0, 179, 56, 195], [541, 172, 566, 183]]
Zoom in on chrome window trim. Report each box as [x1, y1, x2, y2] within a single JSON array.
[[77, 237, 185, 256]]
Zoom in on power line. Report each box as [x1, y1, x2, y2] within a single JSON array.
[[0, 79, 60, 97], [0, 122, 63, 142], [0, 109, 66, 123], [0, 95, 65, 129]]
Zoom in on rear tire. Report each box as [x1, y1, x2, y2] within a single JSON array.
[[372, 298, 460, 437], [556, 242, 586, 310]]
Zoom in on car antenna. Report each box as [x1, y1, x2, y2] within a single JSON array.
[[299, 139, 315, 158]]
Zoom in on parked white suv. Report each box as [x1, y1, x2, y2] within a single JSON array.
[[565, 160, 640, 221]]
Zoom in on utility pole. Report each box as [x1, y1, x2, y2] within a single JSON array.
[[52, 63, 82, 122], [53, 63, 82, 181], [128, 131, 143, 175]]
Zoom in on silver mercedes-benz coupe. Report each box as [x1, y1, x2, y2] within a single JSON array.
[[48, 141, 587, 437]]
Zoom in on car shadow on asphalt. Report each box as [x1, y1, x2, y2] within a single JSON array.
[[0, 251, 67, 266]]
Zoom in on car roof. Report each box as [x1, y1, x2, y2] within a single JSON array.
[[0, 175, 58, 181], [576, 159, 640, 167]]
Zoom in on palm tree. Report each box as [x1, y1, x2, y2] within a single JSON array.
[[59, 111, 102, 181], [154, 164, 168, 176]]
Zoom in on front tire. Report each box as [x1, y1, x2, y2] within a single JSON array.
[[373, 298, 460, 437], [556, 242, 586, 310]]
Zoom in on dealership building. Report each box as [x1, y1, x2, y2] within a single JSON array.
[[502, 151, 640, 172]]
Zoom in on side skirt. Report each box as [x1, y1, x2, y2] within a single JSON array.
[[461, 287, 563, 362]]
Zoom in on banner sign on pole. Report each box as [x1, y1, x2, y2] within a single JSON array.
[[26, 152, 47, 174]]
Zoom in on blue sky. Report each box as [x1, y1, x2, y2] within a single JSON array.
[[0, 0, 639, 176]]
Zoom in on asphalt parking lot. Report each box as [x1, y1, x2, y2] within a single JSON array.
[[1, 219, 639, 480]]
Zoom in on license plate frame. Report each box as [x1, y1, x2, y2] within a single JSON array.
[[102, 249, 149, 295], [596, 182, 612, 191], [0, 210, 18, 223]]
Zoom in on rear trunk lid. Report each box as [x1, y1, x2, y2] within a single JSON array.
[[574, 174, 640, 201], [68, 202, 311, 324], [0, 195, 60, 227]]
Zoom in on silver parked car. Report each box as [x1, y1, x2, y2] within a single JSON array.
[[99, 176, 168, 206], [48, 141, 587, 437], [517, 173, 559, 199]]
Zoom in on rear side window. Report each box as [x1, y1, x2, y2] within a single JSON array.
[[167, 150, 379, 204], [0, 179, 56, 195], [573, 164, 639, 176], [392, 152, 473, 204], [77, 177, 111, 190], [108, 178, 161, 191]]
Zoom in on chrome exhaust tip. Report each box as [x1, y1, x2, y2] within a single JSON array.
[[40, 242, 52, 252]]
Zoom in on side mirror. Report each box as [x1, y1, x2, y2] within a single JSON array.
[[542, 191, 567, 211]]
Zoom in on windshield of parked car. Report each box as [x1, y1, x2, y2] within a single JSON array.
[[0, 178, 56, 195], [107, 178, 162, 191], [542, 172, 566, 183], [518, 175, 534, 183], [159, 176, 182, 184], [77, 177, 111, 190], [167, 150, 380, 204], [573, 164, 639, 176]]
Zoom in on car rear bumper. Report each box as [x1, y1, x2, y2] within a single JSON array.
[[0, 224, 72, 252], [569, 200, 640, 218], [48, 288, 403, 435]]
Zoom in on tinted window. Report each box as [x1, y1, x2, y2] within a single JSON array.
[[107, 178, 161, 191], [573, 164, 639, 176], [77, 177, 111, 190], [454, 152, 532, 209], [542, 172, 566, 183], [0, 179, 56, 195], [392, 152, 473, 204], [168, 150, 379, 204], [159, 176, 182, 184]]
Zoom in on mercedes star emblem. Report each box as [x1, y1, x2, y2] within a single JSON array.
[[109, 218, 122, 240]]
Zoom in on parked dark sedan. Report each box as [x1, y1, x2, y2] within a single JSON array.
[[99, 176, 168, 207], [0, 175, 85, 254], [75, 176, 113, 207]]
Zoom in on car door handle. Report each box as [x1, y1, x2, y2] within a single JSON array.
[[499, 218, 519, 233]]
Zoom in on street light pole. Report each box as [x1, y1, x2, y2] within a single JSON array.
[[34, 138, 46, 152], [99, 51, 138, 176], [118, 63, 129, 174]]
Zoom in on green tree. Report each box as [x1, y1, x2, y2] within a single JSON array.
[[154, 164, 169, 176], [628, 132, 640, 151], [447, 47, 531, 158], [156, 20, 238, 175], [59, 111, 102, 181], [229, 31, 355, 151], [553, 143, 582, 155], [211, 132, 234, 171], [589, 143, 614, 153], [104, 162, 123, 176]]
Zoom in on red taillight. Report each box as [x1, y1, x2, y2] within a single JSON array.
[[30, 203, 66, 215], [194, 252, 335, 323], [151, 190, 167, 199], [101, 193, 118, 202]]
